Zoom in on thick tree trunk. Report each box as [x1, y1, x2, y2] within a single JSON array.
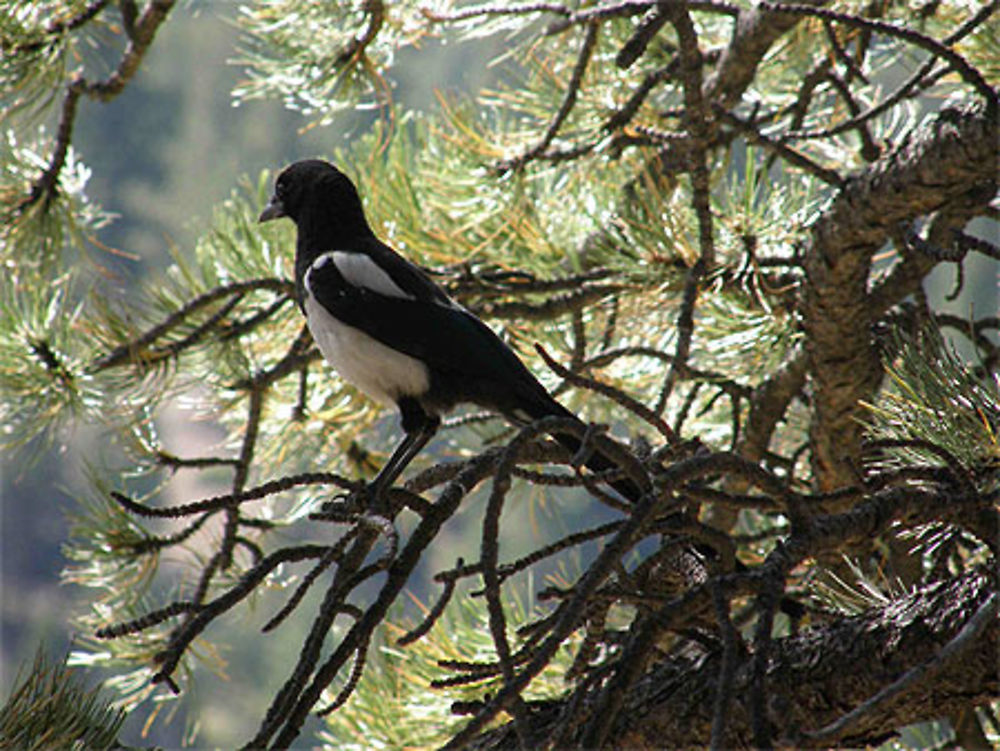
[[804, 102, 998, 490]]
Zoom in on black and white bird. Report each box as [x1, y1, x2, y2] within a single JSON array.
[[259, 159, 638, 503]]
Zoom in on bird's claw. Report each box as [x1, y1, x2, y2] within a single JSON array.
[[314, 482, 375, 520]]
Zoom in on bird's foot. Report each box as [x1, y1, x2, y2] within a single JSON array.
[[312, 482, 373, 520], [352, 482, 382, 509]]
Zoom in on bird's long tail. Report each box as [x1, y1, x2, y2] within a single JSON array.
[[521, 393, 643, 503], [520, 389, 807, 622]]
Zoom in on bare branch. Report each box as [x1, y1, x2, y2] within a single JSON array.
[[757, 1, 997, 108]]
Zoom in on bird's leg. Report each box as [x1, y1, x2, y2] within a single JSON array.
[[363, 398, 439, 508], [364, 424, 435, 506]]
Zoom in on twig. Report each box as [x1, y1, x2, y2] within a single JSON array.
[[421, 1, 573, 23], [657, 257, 707, 412], [435, 521, 622, 588], [654, 6, 717, 412], [719, 107, 844, 186], [397, 559, 461, 646], [476, 285, 621, 322], [497, 20, 599, 173], [536, 343, 678, 443], [317, 630, 371, 716], [673, 381, 702, 436], [18, 0, 178, 213], [231, 324, 319, 391], [443, 265, 616, 296], [95, 601, 195, 639], [545, 0, 738, 36], [605, 62, 676, 131], [220, 294, 293, 341], [110, 471, 353, 518], [155, 451, 240, 470], [784, 1, 998, 141], [19, 80, 83, 212], [90, 278, 292, 371], [822, 20, 868, 85], [148, 545, 332, 685], [757, 2, 997, 109], [822, 70, 880, 161], [262, 532, 360, 633], [127, 514, 210, 554], [135, 292, 247, 367], [480, 420, 581, 709]]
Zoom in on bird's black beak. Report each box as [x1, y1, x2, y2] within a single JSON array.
[[258, 195, 286, 223]]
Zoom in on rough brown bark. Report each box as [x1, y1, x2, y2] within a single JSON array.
[[468, 572, 997, 749], [804, 101, 998, 490], [705, 0, 831, 108]]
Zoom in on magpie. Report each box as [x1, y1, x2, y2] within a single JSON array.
[[259, 159, 639, 504]]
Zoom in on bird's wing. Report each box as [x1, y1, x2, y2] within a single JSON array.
[[304, 249, 543, 389]]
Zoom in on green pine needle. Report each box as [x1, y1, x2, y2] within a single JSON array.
[[0, 649, 126, 751], [865, 323, 1000, 479]]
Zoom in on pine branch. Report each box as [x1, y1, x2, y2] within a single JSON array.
[[758, 1, 998, 110], [90, 278, 292, 371], [17, 0, 177, 214], [0, 650, 125, 750]]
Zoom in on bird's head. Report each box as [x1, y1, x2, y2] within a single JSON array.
[[259, 159, 370, 238]]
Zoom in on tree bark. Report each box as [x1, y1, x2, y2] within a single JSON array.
[[804, 101, 998, 490], [468, 571, 997, 749]]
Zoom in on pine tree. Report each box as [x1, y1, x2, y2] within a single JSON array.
[[2, 1, 997, 748]]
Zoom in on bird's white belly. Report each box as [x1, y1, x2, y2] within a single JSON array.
[[304, 295, 429, 405]]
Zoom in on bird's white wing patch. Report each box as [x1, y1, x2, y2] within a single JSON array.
[[316, 251, 412, 300]]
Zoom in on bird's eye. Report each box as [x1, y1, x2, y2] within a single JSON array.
[[277, 173, 295, 198]]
